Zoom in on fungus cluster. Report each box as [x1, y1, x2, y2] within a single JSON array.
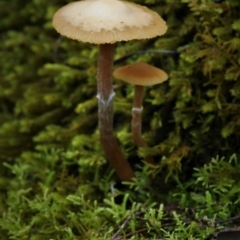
[[52, 0, 167, 181]]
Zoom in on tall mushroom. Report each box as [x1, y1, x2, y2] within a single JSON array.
[[52, 0, 167, 181], [113, 62, 168, 164]]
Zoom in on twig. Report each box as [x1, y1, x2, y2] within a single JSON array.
[[216, 215, 240, 224], [116, 228, 149, 240], [114, 49, 178, 64], [111, 216, 132, 240]]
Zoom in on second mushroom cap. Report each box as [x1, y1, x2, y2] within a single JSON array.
[[113, 62, 168, 86]]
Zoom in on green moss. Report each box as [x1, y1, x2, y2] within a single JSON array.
[[1, 0, 240, 238]]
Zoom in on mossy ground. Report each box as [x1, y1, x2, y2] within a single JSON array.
[[1, 0, 240, 239]]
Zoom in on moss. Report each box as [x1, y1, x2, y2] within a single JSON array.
[[1, 0, 240, 238]]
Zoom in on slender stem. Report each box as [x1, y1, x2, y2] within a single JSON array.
[[132, 85, 154, 164], [132, 85, 145, 147], [97, 44, 135, 181]]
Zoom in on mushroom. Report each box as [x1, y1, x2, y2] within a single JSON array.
[[113, 62, 168, 164], [52, 0, 167, 181]]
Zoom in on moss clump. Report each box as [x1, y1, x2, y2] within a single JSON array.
[[1, 151, 240, 239], [1, 0, 240, 239]]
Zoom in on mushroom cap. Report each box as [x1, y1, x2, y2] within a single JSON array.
[[52, 0, 167, 44], [113, 62, 168, 86]]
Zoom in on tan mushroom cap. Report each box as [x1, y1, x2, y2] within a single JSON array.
[[113, 62, 168, 86], [52, 0, 167, 44]]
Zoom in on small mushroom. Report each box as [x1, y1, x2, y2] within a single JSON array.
[[113, 62, 168, 164], [52, 0, 167, 181]]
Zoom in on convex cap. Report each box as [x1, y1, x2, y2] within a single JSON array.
[[52, 0, 167, 44], [113, 62, 168, 86]]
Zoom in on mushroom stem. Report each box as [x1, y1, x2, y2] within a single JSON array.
[[132, 85, 154, 164], [97, 44, 135, 181]]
